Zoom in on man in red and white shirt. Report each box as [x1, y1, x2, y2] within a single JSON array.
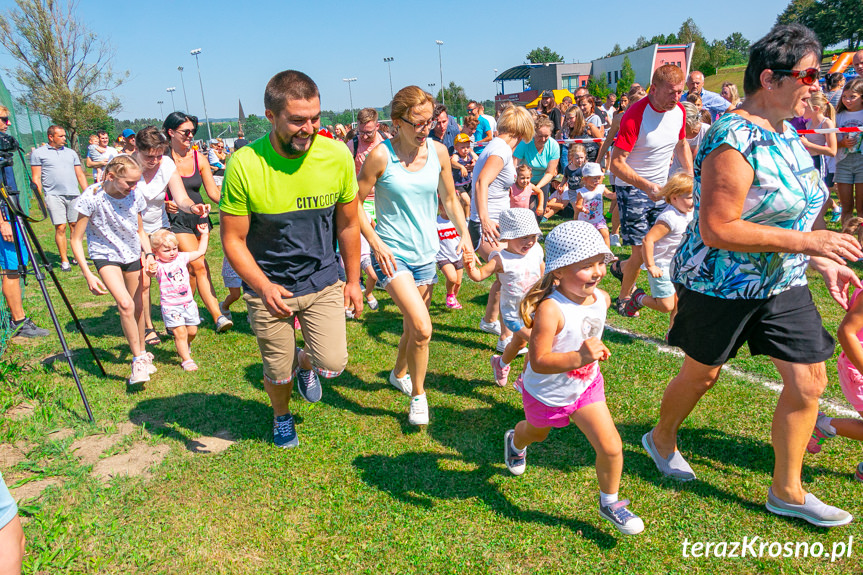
[[610, 64, 693, 314]]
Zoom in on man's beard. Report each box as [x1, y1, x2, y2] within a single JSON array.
[[277, 130, 315, 155]]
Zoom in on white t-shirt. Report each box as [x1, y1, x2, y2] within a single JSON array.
[[137, 156, 177, 234], [645, 204, 692, 270], [470, 137, 517, 223], [73, 183, 146, 264], [669, 123, 707, 176], [836, 109, 863, 163], [492, 242, 544, 326], [575, 185, 607, 226], [482, 114, 497, 135], [614, 97, 686, 187], [522, 289, 607, 406], [435, 215, 461, 263]]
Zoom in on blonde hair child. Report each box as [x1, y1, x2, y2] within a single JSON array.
[[465, 208, 544, 387], [618, 173, 694, 327], [148, 224, 210, 371], [507, 221, 644, 535], [70, 155, 155, 386]]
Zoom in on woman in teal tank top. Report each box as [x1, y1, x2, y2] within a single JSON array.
[[357, 86, 472, 426]]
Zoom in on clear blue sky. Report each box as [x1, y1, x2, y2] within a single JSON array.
[[0, 0, 792, 122]]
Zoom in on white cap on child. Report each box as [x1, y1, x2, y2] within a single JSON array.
[[544, 220, 616, 273], [498, 208, 542, 241], [582, 162, 603, 178]]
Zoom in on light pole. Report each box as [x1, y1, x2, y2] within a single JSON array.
[[427, 83, 436, 101], [166, 87, 176, 111], [157, 100, 164, 118], [190, 48, 213, 140], [435, 40, 445, 105], [177, 66, 190, 112], [343, 77, 357, 125], [383, 57, 394, 99]]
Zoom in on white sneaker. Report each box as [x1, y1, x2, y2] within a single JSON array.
[[610, 234, 621, 247], [408, 393, 429, 425], [128, 358, 150, 385], [60, 261, 72, 272], [479, 319, 501, 336], [496, 337, 528, 355], [144, 352, 157, 375], [389, 370, 412, 395], [367, 295, 379, 310], [219, 301, 233, 321]]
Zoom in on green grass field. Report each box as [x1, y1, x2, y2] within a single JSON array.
[[2, 204, 863, 574]]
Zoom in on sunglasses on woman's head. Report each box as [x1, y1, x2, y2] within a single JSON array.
[[772, 67, 821, 86]]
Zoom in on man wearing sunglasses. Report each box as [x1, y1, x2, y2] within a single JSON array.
[[30, 125, 90, 273], [466, 100, 493, 154], [681, 70, 732, 121]]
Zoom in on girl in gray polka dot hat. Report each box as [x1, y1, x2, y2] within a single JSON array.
[[502, 220, 644, 535], [465, 208, 544, 387]]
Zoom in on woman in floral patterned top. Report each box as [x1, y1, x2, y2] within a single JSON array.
[[642, 24, 863, 528]]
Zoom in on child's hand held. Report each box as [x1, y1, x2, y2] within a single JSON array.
[[197, 223, 209, 235], [579, 337, 611, 364]]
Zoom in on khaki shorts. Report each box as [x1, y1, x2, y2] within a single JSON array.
[[244, 281, 348, 384]]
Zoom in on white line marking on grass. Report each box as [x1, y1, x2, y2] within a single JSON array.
[[606, 324, 861, 419]]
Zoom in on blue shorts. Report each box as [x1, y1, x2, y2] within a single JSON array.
[[0, 209, 28, 271], [836, 153, 863, 185], [0, 472, 17, 530], [503, 316, 524, 333], [647, 268, 676, 299], [371, 255, 438, 289], [615, 185, 665, 246]]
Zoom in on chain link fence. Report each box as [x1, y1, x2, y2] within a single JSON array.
[[0, 74, 47, 356]]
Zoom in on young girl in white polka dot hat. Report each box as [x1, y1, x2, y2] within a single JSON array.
[[503, 220, 645, 536]]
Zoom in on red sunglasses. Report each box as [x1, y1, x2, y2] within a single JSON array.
[[772, 67, 821, 86]]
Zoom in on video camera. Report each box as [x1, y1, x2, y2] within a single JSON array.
[[0, 131, 18, 169]]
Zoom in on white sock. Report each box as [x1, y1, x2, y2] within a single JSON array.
[[500, 357, 510, 368], [510, 437, 525, 454], [600, 491, 618, 507], [822, 416, 837, 435]]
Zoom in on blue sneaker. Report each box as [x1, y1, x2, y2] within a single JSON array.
[[273, 413, 299, 448], [296, 368, 322, 403]]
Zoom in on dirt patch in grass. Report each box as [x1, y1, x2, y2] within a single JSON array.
[[187, 430, 236, 454], [0, 444, 26, 467], [9, 478, 61, 502], [69, 433, 123, 465], [46, 428, 75, 441], [91, 442, 170, 482], [6, 401, 35, 420]]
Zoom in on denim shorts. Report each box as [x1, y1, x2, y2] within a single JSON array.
[[0, 472, 17, 530], [371, 255, 438, 289], [615, 185, 665, 246], [835, 153, 863, 185]]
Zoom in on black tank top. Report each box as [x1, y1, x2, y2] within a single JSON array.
[[178, 150, 204, 204]]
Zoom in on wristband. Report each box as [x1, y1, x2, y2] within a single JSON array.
[[146, 253, 155, 258]]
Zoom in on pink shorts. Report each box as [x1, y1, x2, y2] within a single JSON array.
[[521, 372, 606, 428], [837, 354, 863, 412]]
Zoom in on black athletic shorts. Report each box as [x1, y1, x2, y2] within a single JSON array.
[[667, 284, 834, 366], [92, 258, 143, 273]]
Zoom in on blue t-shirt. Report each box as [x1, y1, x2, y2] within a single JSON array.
[[514, 138, 561, 185], [682, 89, 729, 121], [473, 115, 493, 155]]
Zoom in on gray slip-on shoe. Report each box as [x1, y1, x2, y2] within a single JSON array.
[[642, 429, 696, 481], [766, 488, 852, 527]]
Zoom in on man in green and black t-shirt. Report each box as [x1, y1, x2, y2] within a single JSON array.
[[221, 70, 362, 448]]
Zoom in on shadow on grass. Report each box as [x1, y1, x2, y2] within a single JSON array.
[[129, 392, 271, 447], [353, 451, 618, 548]]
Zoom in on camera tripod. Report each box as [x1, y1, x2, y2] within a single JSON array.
[[1, 154, 100, 422]]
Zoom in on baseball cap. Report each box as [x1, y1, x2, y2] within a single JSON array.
[[544, 221, 615, 274], [582, 162, 603, 178], [541, 90, 555, 99], [121, 128, 135, 138], [552, 174, 565, 183], [455, 133, 471, 143]]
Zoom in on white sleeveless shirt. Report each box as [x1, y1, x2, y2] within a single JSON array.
[[522, 289, 607, 407]]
